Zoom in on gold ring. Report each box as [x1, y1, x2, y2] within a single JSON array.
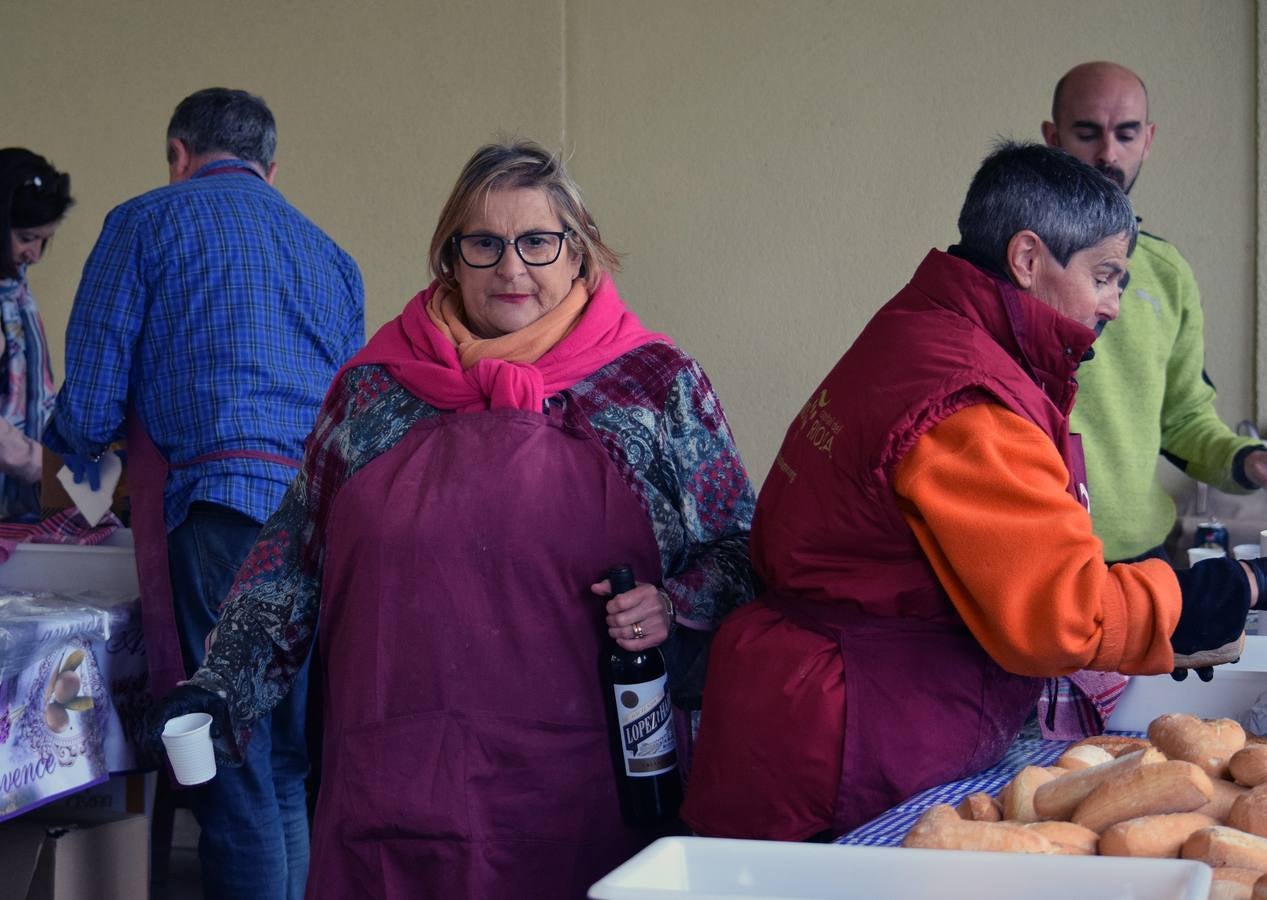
[[632, 622, 645, 640]]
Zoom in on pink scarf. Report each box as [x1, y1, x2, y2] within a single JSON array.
[[342, 274, 667, 412]]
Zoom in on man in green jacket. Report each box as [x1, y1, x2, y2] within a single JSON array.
[[1042, 61, 1267, 564]]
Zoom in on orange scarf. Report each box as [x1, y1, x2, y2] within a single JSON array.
[[426, 280, 589, 367]]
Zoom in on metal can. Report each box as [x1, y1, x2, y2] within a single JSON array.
[[1194, 520, 1230, 553]]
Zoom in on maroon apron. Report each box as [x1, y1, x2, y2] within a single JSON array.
[[127, 410, 299, 701], [764, 593, 1041, 833], [307, 407, 663, 899]]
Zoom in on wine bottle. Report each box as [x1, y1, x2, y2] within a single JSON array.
[[602, 564, 682, 827]]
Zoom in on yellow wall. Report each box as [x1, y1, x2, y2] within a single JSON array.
[[4, 0, 1256, 485]]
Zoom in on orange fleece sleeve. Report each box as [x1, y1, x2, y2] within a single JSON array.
[[892, 403, 1180, 677]]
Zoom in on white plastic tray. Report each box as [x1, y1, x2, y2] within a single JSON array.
[[1106, 634, 1267, 733], [0, 528, 137, 596], [587, 837, 1211, 899]]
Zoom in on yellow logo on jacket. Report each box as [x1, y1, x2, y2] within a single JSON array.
[[794, 388, 840, 458]]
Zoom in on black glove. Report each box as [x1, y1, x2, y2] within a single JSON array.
[[1170, 665, 1216, 683], [1247, 557, 1267, 608], [143, 683, 232, 760], [1170, 557, 1253, 682]]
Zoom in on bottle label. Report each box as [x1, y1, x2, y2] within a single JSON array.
[[612, 674, 677, 777]]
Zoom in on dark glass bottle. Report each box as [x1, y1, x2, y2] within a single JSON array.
[[601, 565, 682, 827]]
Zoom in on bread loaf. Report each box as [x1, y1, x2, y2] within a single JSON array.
[[1097, 812, 1216, 858], [998, 766, 1056, 823], [1149, 713, 1247, 779], [1173, 633, 1245, 671], [1070, 735, 1151, 758], [1032, 747, 1165, 821], [1024, 821, 1098, 855], [1228, 787, 1267, 837], [1213, 867, 1263, 888], [1232, 747, 1267, 788], [1199, 778, 1254, 824], [1056, 744, 1115, 771], [901, 803, 1054, 853], [956, 792, 1001, 822], [1252, 871, 1267, 899], [1210, 879, 1254, 900], [1182, 825, 1267, 872], [1071, 759, 1213, 833]]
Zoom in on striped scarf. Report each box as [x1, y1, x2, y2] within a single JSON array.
[[0, 272, 55, 519]]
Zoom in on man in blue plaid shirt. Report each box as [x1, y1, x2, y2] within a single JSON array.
[[45, 87, 364, 900]]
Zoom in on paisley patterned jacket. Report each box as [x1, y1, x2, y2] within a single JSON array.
[[189, 340, 758, 758]]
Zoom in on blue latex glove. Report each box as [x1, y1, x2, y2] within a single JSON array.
[[62, 453, 102, 492]]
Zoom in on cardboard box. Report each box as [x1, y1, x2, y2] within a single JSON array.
[[0, 810, 149, 900], [1106, 634, 1267, 733], [41, 773, 155, 821], [587, 837, 1210, 899]]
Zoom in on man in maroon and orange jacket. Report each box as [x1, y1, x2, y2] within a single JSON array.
[[682, 141, 1264, 842]]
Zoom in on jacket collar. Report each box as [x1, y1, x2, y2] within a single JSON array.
[[914, 248, 1095, 412]]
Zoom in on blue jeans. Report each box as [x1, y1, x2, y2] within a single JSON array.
[[169, 502, 310, 900]]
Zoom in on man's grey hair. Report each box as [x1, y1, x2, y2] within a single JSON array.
[[166, 88, 277, 169], [957, 141, 1137, 273]]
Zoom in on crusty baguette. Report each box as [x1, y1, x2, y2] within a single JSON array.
[[956, 792, 1001, 822], [1228, 787, 1267, 837], [1097, 812, 1216, 858], [1182, 825, 1267, 872], [998, 765, 1056, 823], [1149, 713, 1247, 779], [1071, 759, 1214, 833], [1199, 779, 1253, 824], [1033, 747, 1166, 821], [1232, 747, 1267, 788], [902, 803, 1055, 853], [1214, 867, 1264, 888], [1023, 820, 1098, 855], [1172, 633, 1246, 671], [1069, 735, 1151, 758], [1210, 880, 1254, 900], [1056, 744, 1115, 771]]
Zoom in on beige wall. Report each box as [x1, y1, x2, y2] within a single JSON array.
[[5, 0, 1256, 485], [1259, 0, 1267, 431]]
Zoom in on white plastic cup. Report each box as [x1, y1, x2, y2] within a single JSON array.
[[161, 712, 216, 785], [1234, 544, 1261, 561], [1187, 546, 1227, 567], [1260, 529, 1267, 559]]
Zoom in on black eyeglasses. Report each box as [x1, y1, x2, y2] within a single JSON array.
[[453, 229, 571, 268]]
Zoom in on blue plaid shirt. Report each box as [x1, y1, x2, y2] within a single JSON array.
[[47, 160, 365, 530]]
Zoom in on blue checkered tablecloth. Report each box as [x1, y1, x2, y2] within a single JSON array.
[[838, 737, 1071, 847], [839, 731, 1151, 846]]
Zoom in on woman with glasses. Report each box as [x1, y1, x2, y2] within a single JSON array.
[[148, 140, 757, 897], [0, 149, 72, 521]]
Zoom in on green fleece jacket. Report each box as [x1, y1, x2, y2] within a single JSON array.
[[1070, 231, 1260, 561]]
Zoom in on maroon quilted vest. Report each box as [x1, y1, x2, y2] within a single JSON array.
[[754, 248, 1096, 831]]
